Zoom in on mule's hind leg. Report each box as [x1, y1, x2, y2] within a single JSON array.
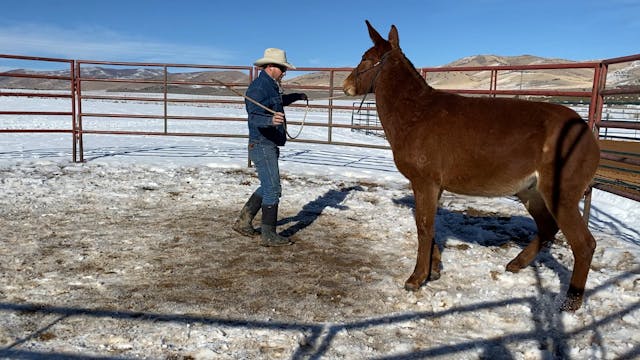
[[553, 205, 596, 311], [538, 118, 598, 311], [405, 182, 441, 291], [507, 185, 559, 272]]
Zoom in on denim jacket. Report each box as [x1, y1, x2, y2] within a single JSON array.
[[245, 70, 302, 146]]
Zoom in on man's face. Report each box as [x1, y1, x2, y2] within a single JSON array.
[[267, 64, 287, 82]]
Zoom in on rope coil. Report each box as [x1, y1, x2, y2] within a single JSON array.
[[209, 77, 311, 139], [285, 99, 308, 139]]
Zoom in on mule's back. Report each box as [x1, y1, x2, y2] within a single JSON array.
[[392, 89, 598, 197]]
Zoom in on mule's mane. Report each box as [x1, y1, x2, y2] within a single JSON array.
[[383, 48, 432, 93], [400, 51, 430, 88]]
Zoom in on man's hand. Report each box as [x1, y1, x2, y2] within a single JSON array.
[[272, 112, 285, 125]]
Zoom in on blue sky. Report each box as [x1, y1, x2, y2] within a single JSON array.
[[1, 0, 639, 71]]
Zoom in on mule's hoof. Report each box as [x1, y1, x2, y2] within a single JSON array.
[[429, 271, 441, 281], [505, 260, 522, 273], [404, 282, 420, 291], [560, 295, 583, 312], [404, 275, 424, 291]]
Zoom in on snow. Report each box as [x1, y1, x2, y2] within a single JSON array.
[[0, 93, 639, 359]]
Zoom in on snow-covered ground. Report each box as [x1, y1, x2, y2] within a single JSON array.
[[0, 94, 638, 359]]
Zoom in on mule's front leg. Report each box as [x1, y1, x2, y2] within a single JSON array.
[[405, 183, 440, 291]]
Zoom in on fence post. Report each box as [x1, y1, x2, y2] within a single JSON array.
[[588, 62, 608, 132], [583, 61, 608, 222], [74, 61, 85, 162], [490, 69, 498, 98], [163, 65, 168, 134], [71, 59, 77, 162], [328, 69, 334, 144]]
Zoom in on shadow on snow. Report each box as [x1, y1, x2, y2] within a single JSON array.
[[1, 267, 638, 359]]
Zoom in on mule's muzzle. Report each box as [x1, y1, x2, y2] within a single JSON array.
[[343, 86, 356, 97], [343, 77, 357, 96]]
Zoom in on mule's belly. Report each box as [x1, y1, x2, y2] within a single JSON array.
[[442, 171, 538, 197]]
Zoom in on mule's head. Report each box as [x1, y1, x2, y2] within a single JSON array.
[[343, 20, 399, 96]]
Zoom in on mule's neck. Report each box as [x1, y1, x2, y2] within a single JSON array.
[[373, 49, 432, 146]]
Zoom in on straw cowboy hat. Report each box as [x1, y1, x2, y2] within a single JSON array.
[[254, 48, 296, 69]]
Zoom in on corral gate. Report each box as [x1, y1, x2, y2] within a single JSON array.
[[351, 101, 384, 137]]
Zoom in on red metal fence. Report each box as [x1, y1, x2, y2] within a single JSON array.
[[1, 53, 639, 202], [0, 54, 79, 159], [73, 60, 255, 163]]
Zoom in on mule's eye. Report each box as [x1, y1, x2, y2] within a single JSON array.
[[361, 56, 374, 64]]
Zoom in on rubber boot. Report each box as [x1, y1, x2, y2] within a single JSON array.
[[232, 191, 262, 237], [260, 204, 293, 247]]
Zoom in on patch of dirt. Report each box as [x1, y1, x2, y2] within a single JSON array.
[[0, 164, 415, 358]]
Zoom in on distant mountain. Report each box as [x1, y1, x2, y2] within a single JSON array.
[[2, 55, 638, 93], [0, 67, 249, 92]]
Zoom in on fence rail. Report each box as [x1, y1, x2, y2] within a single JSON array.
[[1, 53, 639, 202]]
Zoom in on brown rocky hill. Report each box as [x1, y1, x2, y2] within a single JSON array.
[[426, 54, 596, 90], [284, 70, 350, 87], [283, 55, 639, 92]]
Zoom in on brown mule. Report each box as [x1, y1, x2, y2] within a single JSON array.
[[343, 21, 600, 311]]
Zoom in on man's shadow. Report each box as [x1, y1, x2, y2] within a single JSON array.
[[279, 185, 364, 237]]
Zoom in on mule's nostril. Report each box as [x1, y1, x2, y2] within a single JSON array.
[[343, 86, 355, 96]]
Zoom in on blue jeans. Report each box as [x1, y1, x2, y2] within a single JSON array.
[[249, 141, 281, 206]]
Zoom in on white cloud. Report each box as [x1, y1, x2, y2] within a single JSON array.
[[0, 23, 236, 65]]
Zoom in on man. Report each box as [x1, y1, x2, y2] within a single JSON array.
[[233, 48, 307, 246]]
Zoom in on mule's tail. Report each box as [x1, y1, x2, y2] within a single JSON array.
[[550, 117, 599, 214]]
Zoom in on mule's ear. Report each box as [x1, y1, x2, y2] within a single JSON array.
[[389, 25, 399, 49], [366, 20, 385, 45]]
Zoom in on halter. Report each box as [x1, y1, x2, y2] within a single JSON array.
[[354, 49, 395, 112]]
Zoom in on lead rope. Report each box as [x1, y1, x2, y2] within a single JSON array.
[[284, 98, 308, 139], [287, 93, 355, 138], [209, 78, 275, 114], [357, 93, 369, 114], [210, 77, 310, 140]]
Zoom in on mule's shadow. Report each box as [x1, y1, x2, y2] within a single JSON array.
[[392, 194, 573, 284], [392, 194, 537, 246], [279, 185, 365, 237]]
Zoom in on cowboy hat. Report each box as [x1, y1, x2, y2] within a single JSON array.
[[254, 48, 296, 69]]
